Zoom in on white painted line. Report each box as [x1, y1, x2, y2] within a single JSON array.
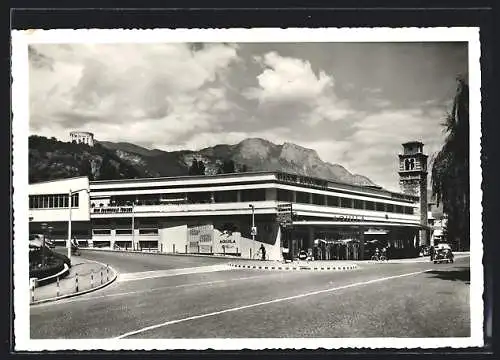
[[118, 265, 231, 282], [114, 269, 433, 339]]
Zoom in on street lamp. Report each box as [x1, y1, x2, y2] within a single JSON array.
[[41, 222, 47, 267], [249, 204, 255, 257], [68, 188, 89, 262]]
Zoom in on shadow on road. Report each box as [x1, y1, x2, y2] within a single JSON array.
[[427, 267, 470, 285]]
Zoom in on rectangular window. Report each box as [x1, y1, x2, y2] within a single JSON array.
[[395, 205, 403, 214], [296, 192, 310, 204], [386, 203, 394, 213], [327, 196, 339, 207], [63, 195, 69, 208], [71, 193, 79, 207], [277, 189, 293, 202], [116, 229, 133, 235], [92, 229, 111, 235], [364, 201, 375, 211], [375, 202, 385, 212], [29, 196, 34, 209], [340, 197, 352, 208], [404, 206, 414, 215], [354, 199, 364, 209], [48, 195, 54, 208], [312, 193, 324, 205], [42, 196, 48, 208], [139, 228, 159, 235]]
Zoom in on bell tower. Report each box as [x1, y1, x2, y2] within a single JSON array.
[[398, 141, 428, 247]]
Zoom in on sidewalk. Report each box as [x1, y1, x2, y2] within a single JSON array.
[[30, 256, 117, 305]]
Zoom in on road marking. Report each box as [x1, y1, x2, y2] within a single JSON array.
[[117, 264, 231, 282], [114, 268, 433, 339], [30, 272, 289, 307]]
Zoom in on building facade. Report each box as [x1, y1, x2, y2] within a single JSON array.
[[28, 141, 430, 261], [70, 131, 95, 147]]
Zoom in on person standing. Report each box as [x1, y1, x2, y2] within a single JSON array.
[[260, 244, 266, 261]]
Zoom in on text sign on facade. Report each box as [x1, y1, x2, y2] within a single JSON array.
[[277, 203, 293, 227]]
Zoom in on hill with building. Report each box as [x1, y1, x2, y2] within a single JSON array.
[[28, 135, 145, 183], [29, 135, 377, 187]]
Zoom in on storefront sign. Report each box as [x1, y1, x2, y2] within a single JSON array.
[[188, 224, 213, 253], [330, 215, 365, 222]]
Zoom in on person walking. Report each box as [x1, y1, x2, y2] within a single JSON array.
[[429, 245, 435, 262], [260, 244, 266, 261]]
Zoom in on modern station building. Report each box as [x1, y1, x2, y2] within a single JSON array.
[[28, 142, 431, 261]]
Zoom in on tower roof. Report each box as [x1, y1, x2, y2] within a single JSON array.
[[402, 141, 424, 147]]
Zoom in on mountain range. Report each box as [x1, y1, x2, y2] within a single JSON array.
[[29, 135, 378, 187], [98, 138, 378, 187]]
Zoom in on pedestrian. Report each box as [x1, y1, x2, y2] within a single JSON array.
[[260, 244, 266, 261], [429, 245, 435, 262]]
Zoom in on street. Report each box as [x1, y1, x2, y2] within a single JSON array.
[[30, 250, 470, 339]]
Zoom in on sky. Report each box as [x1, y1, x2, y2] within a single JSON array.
[[28, 41, 468, 191]]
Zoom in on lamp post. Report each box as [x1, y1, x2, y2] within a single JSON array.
[[131, 201, 135, 250], [249, 204, 255, 258], [68, 188, 89, 262], [41, 222, 47, 267]]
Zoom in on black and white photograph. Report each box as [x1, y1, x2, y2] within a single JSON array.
[[12, 28, 483, 350]]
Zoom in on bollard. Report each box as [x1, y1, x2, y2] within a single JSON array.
[[100, 269, 103, 285], [91, 270, 94, 288], [106, 265, 109, 282], [185, 244, 188, 254], [172, 243, 175, 253], [75, 273, 79, 292], [56, 276, 60, 297], [30, 278, 36, 303]]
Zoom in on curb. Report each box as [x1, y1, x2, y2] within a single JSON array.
[[82, 247, 244, 260], [30, 262, 118, 306], [35, 263, 70, 287], [228, 263, 358, 271]]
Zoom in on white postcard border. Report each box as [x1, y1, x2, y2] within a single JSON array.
[[12, 27, 483, 351]]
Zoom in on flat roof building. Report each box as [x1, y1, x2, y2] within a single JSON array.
[[29, 169, 428, 261]]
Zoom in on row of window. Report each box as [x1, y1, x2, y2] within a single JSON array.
[[91, 189, 414, 215], [93, 228, 158, 236], [277, 190, 414, 215], [29, 193, 79, 209]]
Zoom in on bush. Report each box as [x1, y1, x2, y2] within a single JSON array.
[[29, 257, 64, 280], [29, 247, 71, 283]]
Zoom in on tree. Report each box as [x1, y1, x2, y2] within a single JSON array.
[[221, 159, 236, 174], [188, 159, 199, 175], [431, 76, 469, 251], [198, 160, 206, 175]]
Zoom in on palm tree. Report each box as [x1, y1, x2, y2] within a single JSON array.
[[431, 75, 470, 251]]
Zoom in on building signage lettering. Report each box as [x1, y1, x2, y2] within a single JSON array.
[[277, 173, 328, 190], [331, 215, 365, 222]]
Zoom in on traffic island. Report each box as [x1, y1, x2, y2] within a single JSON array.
[[228, 260, 358, 271], [30, 257, 118, 305]]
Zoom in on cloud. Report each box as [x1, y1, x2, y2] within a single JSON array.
[[29, 43, 241, 144], [244, 51, 355, 126], [341, 107, 448, 191]]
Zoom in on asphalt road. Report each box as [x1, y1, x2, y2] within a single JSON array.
[[31, 250, 470, 339]]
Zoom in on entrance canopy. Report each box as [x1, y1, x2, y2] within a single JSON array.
[[292, 220, 431, 230]]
